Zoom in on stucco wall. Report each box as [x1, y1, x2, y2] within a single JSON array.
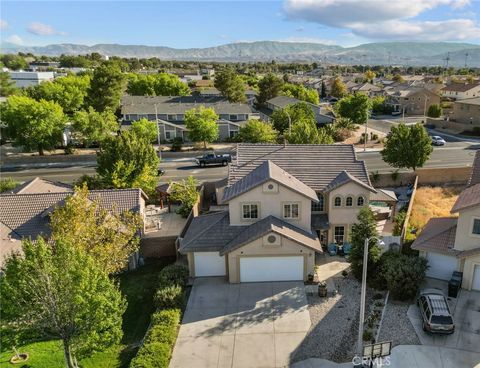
[[462, 254, 480, 290], [227, 181, 312, 231], [227, 233, 316, 283], [454, 206, 480, 251]]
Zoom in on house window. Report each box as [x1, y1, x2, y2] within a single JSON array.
[[311, 193, 324, 212], [283, 203, 299, 219], [229, 129, 239, 138], [165, 130, 176, 140], [167, 114, 177, 121], [242, 204, 258, 220], [334, 226, 345, 244], [346, 196, 353, 207], [357, 196, 365, 206], [473, 219, 480, 235], [229, 114, 238, 121], [334, 196, 342, 207]]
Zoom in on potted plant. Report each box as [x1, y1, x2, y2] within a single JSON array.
[[307, 273, 314, 282], [318, 281, 327, 297]]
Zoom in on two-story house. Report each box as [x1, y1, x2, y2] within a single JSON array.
[[385, 86, 441, 116], [412, 151, 480, 291], [442, 83, 480, 101], [450, 97, 480, 126], [351, 82, 383, 98], [179, 144, 376, 283], [121, 95, 253, 141]]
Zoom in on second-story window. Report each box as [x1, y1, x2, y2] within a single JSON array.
[[346, 196, 353, 207], [357, 196, 365, 207], [334, 196, 342, 207], [311, 193, 324, 212], [473, 218, 480, 235], [283, 203, 299, 219], [242, 204, 258, 220]]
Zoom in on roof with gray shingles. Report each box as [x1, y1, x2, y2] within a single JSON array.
[[228, 144, 372, 193], [222, 160, 318, 202], [411, 217, 460, 256], [311, 214, 329, 230]]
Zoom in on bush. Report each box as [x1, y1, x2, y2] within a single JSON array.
[[154, 284, 184, 309], [0, 177, 19, 193], [392, 210, 407, 236], [427, 104, 442, 118], [363, 330, 373, 342], [158, 264, 189, 287], [170, 137, 183, 152]]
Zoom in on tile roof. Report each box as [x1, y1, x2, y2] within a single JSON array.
[[222, 160, 318, 202], [228, 144, 372, 193], [450, 183, 480, 213], [442, 83, 480, 93], [468, 150, 480, 187], [9, 177, 73, 194], [323, 170, 376, 193], [351, 83, 382, 92], [411, 217, 460, 256], [267, 96, 305, 108], [455, 97, 480, 106]]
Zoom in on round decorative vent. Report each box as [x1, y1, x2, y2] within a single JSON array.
[[267, 235, 277, 244], [267, 183, 274, 190]]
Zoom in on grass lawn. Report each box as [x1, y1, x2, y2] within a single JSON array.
[[0, 258, 174, 368]]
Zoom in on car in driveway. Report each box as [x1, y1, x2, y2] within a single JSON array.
[[417, 289, 455, 334], [431, 136, 446, 146]]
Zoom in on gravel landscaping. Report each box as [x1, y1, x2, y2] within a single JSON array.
[[377, 300, 420, 347], [292, 275, 374, 364]]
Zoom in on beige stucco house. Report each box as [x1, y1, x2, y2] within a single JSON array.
[[450, 97, 480, 126], [179, 144, 376, 283], [412, 151, 480, 291], [442, 83, 480, 101], [385, 87, 441, 116]]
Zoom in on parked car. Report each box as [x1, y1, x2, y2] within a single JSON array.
[[196, 152, 232, 167], [391, 110, 402, 116], [417, 289, 455, 334], [431, 136, 446, 146]]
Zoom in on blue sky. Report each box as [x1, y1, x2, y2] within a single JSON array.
[[1, 0, 479, 48]]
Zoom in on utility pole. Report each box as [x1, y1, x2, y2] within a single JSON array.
[[465, 52, 469, 68]]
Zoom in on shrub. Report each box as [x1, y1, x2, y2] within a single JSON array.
[[392, 210, 407, 236], [170, 137, 183, 152], [158, 264, 189, 286], [370, 171, 380, 183], [0, 177, 19, 193], [427, 104, 442, 118], [363, 330, 373, 342], [154, 284, 184, 309]]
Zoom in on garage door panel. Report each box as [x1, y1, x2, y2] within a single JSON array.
[[473, 265, 480, 291], [426, 253, 458, 281], [240, 256, 304, 282], [194, 252, 226, 277]]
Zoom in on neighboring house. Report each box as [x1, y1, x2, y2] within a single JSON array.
[[121, 95, 253, 141], [179, 143, 376, 283], [412, 151, 480, 291], [442, 83, 480, 100], [385, 87, 441, 115], [450, 97, 480, 126], [0, 178, 148, 269], [9, 71, 55, 88], [258, 96, 335, 126], [351, 82, 383, 98]]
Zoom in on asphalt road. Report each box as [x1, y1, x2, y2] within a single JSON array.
[[3, 143, 478, 184]]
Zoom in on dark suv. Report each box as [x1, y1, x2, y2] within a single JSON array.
[[417, 289, 455, 334]]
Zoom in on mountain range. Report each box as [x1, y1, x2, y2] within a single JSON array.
[[1, 41, 479, 67]]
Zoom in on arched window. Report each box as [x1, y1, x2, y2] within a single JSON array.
[[346, 196, 353, 207], [334, 196, 342, 207], [357, 196, 365, 207]]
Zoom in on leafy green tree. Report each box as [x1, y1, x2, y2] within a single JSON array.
[[50, 185, 142, 274], [168, 176, 199, 217], [0, 237, 125, 368], [185, 106, 219, 149], [1, 95, 66, 155], [349, 206, 382, 281], [97, 130, 160, 194], [214, 67, 247, 103], [364, 70, 376, 83], [320, 81, 327, 99], [330, 77, 347, 98], [131, 118, 158, 142], [336, 93, 371, 125], [370, 96, 386, 114], [0, 54, 28, 70], [427, 104, 442, 118], [87, 62, 126, 112], [72, 107, 118, 146], [26, 75, 90, 114], [237, 119, 278, 143], [381, 123, 433, 171], [392, 74, 405, 83], [271, 102, 316, 134], [256, 73, 284, 106], [0, 71, 19, 96], [59, 54, 93, 68], [286, 118, 333, 144], [127, 73, 190, 96], [282, 83, 319, 104]]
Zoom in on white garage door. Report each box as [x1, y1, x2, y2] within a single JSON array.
[[426, 253, 458, 280], [194, 252, 226, 277], [240, 256, 304, 282], [472, 265, 480, 291]]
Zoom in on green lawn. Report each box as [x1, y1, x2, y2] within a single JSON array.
[[0, 258, 174, 368]]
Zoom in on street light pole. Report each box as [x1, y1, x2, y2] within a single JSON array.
[[356, 237, 370, 360]]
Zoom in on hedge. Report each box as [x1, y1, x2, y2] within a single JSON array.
[[158, 264, 189, 287], [154, 284, 184, 309]]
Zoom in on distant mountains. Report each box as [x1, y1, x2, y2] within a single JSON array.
[[2, 41, 479, 67]]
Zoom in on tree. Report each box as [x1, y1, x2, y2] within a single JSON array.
[[0, 237, 125, 368], [256, 73, 284, 106], [1, 95, 66, 155], [87, 62, 126, 112], [336, 93, 371, 125], [237, 119, 278, 143], [214, 68, 246, 103], [26, 75, 90, 114], [184, 106, 219, 149], [364, 70, 376, 83], [127, 73, 190, 96], [349, 206, 382, 281], [282, 83, 319, 104], [131, 118, 158, 142], [168, 176, 199, 217], [0, 177, 19, 193], [381, 123, 433, 171], [320, 81, 327, 99], [72, 107, 118, 146], [0, 72, 19, 96], [97, 130, 160, 194], [271, 102, 316, 134], [286, 118, 334, 144], [59, 54, 93, 68], [330, 77, 347, 98], [0, 54, 28, 70], [427, 104, 442, 118], [392, 74, 405, 83], [370, 96, 386, 114], [49, 185, 142, 274]]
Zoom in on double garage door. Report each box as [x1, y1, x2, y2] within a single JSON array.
[[425, 253, 458, 281], [240, 256, 304, 282]]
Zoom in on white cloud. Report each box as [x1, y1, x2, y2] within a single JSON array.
[[0, 19, 7, 30], [283, 0, 480, 41], [27, 22, 67, 36], [6, 34, 23, 45]]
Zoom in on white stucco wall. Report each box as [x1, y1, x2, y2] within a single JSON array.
[[454, 206, 480, 251]]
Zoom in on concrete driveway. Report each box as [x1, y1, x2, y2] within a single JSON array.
[[170, 277, 311, 368], [407, 279, 480, 353]]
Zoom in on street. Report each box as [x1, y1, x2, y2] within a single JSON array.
[[2, 143, 478, 184]]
